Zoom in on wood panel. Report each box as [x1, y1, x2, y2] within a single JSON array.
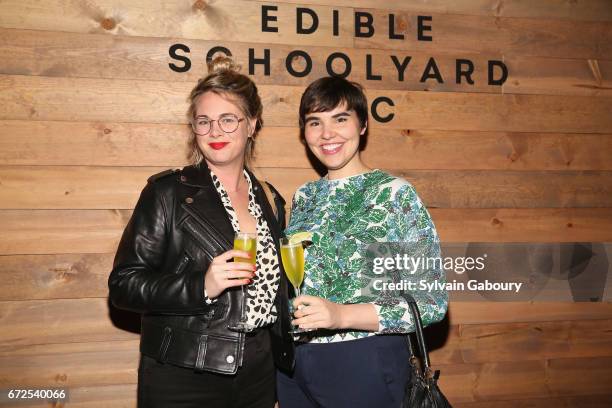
[[548, 357, 612, 395], [4, 28, 611, 97], [430, 319, 612, 364], [447, 302, 612, 326], [1, 2, 610, 59], [2, 208, 612, 255], [361, 130, 612, 171], [2, 75, 611, 132], [0, 340, 138, 388], [355, 10, 612, 59], [0, 74, 192, 125], [3, 120, 612, 171], [0, 120, 191, 167], [0, 28, 502, 94], [437, 357, 612, 402], [0, 0, 353, 47], [256, 0, 612, 22], [398, 170, 612, 208], [2, 298, 611, 346], [0, 209, 129, 255], [504, 57, 612, 96], [0, 298, 138, 346], [0, 166, 160, 210], [430, 208, 612, 243], [2, 166, 612, 209], [0, 253, 112, 301]]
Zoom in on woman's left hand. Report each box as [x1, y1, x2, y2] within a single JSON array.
[[292, 295, 345, 330]]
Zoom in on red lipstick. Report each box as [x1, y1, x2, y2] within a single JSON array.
[[209, 142, 229, 150]]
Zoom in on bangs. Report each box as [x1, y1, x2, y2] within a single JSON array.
[[299, 77, 368, 129]]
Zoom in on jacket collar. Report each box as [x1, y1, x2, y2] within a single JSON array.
[[179, 164, 215, 189], [178, 164, 282, 240]]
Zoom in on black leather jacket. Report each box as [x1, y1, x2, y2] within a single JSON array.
[[109, 165, 295, 374]]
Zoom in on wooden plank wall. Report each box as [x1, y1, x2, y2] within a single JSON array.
[[1, 0, 611, 406]]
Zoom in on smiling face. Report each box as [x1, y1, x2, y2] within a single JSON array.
[[303, 103, 367, 178], [193, 91, 256, 170]]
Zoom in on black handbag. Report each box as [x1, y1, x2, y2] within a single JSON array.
[[401, 300, 452, 408]]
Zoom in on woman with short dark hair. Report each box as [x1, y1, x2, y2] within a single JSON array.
[[278, 76, 448, 407]]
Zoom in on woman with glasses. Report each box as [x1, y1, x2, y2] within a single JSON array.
[[278, 76, 448, 407], [109, 56, 294, 408]]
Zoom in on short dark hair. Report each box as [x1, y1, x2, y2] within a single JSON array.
[[299, 77, 368, 131]]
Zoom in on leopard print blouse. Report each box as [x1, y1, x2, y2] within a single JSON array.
[[210, 169, 280, 327]]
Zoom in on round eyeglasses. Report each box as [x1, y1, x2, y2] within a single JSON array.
[[191, 114, 245, 136]]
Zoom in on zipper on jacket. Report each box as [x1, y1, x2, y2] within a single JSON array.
[[174, 253, 191, 274], [181, 204, 232, 251]]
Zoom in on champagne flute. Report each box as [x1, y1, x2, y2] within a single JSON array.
[[280, 237, 312, 334], [227, 232, 257, 332]]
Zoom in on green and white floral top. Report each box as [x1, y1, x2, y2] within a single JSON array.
[[285, 169, 448, 343]]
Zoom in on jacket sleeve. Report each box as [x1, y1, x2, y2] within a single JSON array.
[[108, 181, 209, 314]]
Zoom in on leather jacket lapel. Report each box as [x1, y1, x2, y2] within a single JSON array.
[[179, 165, 235, 249]]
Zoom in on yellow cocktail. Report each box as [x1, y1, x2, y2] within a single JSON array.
[[227, 232, 257, 333], [280, 243, 305, 289], [234, 233, 257, 265], [280, 236, 312, 334]]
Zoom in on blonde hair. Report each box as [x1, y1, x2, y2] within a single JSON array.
[[186, 56, 278, 216]]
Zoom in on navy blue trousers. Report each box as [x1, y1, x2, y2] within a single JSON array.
[[277, 335, 410, 408]]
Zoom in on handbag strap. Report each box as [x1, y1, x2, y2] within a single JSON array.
[[402, 293, 431, 371], [407, 301, 431, 370]]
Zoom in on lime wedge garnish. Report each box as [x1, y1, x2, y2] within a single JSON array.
[[288, 231, 313, 245]]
